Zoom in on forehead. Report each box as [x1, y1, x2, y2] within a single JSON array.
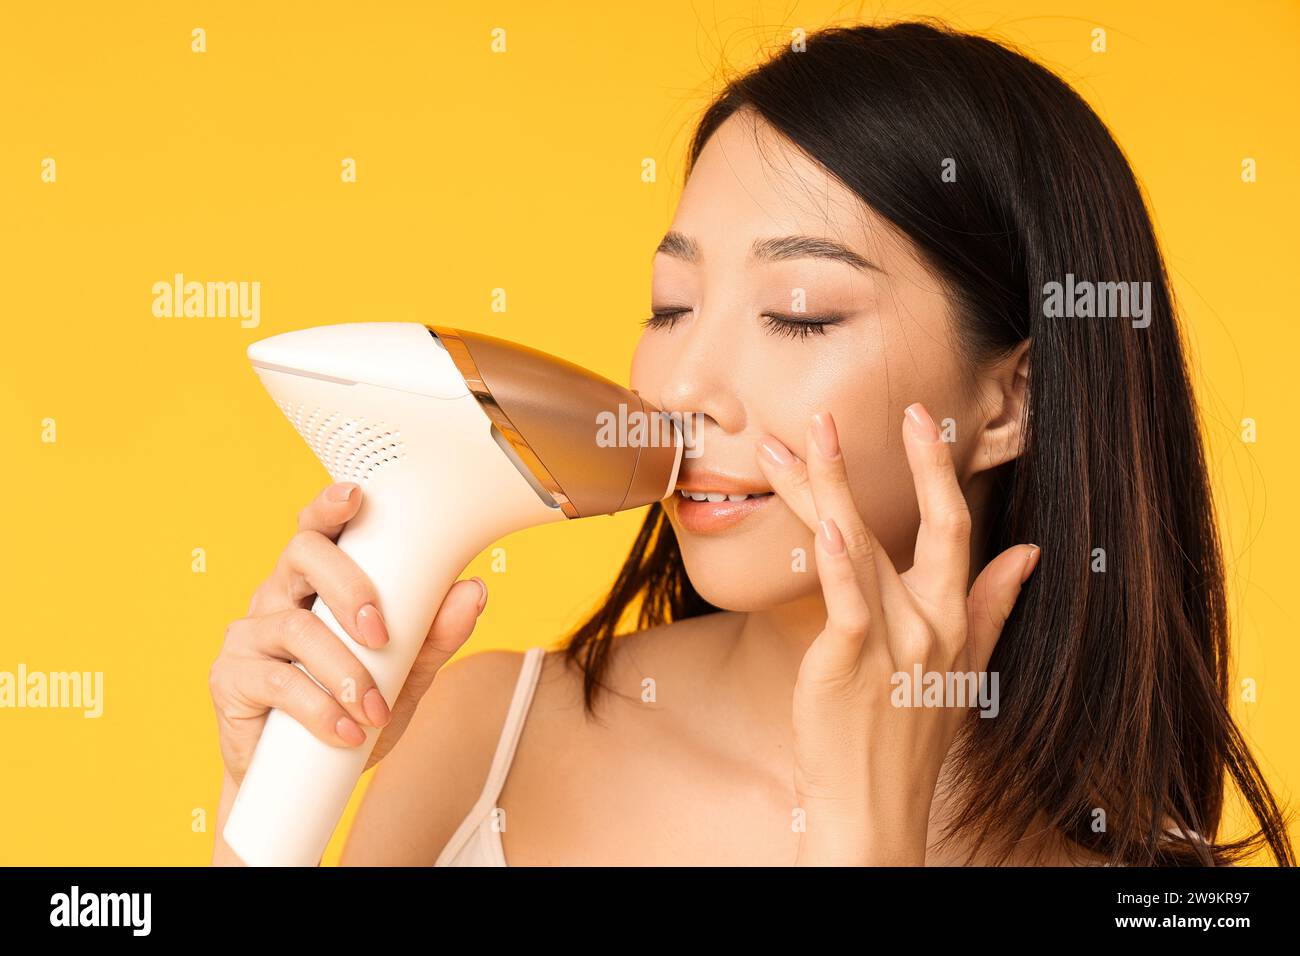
[[671, 108, 901, 264]]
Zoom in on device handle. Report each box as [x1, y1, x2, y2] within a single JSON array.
[[222, 491, 481, 867]]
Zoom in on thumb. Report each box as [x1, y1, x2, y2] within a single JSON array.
[[401, 577, 488, 700], [965, 544, 1039, 673]]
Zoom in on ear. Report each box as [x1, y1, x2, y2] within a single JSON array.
[[970, 338, 1030, 475]]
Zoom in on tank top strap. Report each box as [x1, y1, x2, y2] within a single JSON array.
[[476, 646, 546, 810]]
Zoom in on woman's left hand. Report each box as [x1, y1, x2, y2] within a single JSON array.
[[755, 402, 1040, 865]]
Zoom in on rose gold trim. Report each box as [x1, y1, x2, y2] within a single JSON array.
[[427, 325, 580, 519]]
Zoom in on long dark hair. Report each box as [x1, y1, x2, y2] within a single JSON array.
[[561, 20, 1294, 866]]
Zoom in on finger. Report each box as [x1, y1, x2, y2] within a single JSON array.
[[297, 481, 363, 539], [899, 402, 972, 616], [757, 428, 901, 616], [244, 658, 371, 748], [403, 578, 489, 697], [273, 529, 390, 648], [804, 411, 904, 618], [235, 608, 392, 729], [966, 544, 1039, 672], [756, 434, 820, 528], [810, 516, 875, 662], [248, 482, 365, 618]]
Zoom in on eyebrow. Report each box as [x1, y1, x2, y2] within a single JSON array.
[[654, 230, 879, 273]]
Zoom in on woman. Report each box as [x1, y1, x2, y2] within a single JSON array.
[[210, 21, 1295, 866]]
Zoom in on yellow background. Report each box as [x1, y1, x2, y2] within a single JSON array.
[[1, 1, 1296, 865]]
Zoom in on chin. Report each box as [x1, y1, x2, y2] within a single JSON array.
[[671, 519, 821, 612]]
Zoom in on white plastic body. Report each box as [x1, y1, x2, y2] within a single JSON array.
[[223, 324, 569, 866]]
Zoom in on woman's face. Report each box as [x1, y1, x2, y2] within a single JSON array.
[[631, 108, 1000, 611]]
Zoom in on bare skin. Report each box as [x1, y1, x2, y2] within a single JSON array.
[[435, 616, 1098, 866], [213, 107, 1112, 866]]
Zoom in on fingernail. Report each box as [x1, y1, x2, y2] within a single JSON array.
[[1020, 544, 1041, 584], [357, 603, 389, 648], [336, 715, 366, 746], [811, 412, 841, 460], [471, 576, 488, 615], [904, 403, 940, 443], [363, 687, 391, 728], [818, 518, 845, 555], [329, 482, 359, 503], [759, 436, 792, 468]]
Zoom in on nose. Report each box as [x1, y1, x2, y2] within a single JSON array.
[[649, 312, 746, 441]]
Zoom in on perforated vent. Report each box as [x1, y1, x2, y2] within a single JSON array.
[[275, 401, 407, 483]]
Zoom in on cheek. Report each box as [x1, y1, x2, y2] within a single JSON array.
[[746, 345, 924, 570], [831, 378, 978, 572], [741, 333, 869, 435], [839, 416, 922, 570]]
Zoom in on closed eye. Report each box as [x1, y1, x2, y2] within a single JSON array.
[[761, 312, 848, 339], [642, 308, 848, 339]]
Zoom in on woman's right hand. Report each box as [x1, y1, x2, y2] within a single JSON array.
[[209, 481, 488, 787]]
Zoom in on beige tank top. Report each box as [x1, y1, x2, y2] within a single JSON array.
[[433, 646, 546, 867]]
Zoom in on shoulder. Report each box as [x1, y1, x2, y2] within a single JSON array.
[[417, 648, 541, 772], [339, 648, 533, 865], [435, 647, 537, 702], [409, 648, 536, 768]]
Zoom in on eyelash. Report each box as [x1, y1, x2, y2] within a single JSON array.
[[641, 309, 846, 339]]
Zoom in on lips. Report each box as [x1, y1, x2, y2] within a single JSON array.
[[670, 467, 776, 533], [674, 467, 772, 496]]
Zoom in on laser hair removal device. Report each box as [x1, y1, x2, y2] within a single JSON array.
[[223, 322, 683, 866]]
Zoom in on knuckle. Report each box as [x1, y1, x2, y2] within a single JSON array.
[[892, 621, 936, 663], [294, 680, 327, 716], [785, 466, 811, 494], [287, 528, 312, 554], [831, 604, 872, 637], [267, 663, 296, 695], [934, 504, 972, 539], [286, 528, 323, 563], [337, 570, 373, 610], [840, 521, 875, 560], [221, 618, 243, 648], [284, 607, 322, 647], [927, 443, 957, 472], [823, 461, 851, 488], [246, 582, 271, 617], [302, 689, 342, 734]]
